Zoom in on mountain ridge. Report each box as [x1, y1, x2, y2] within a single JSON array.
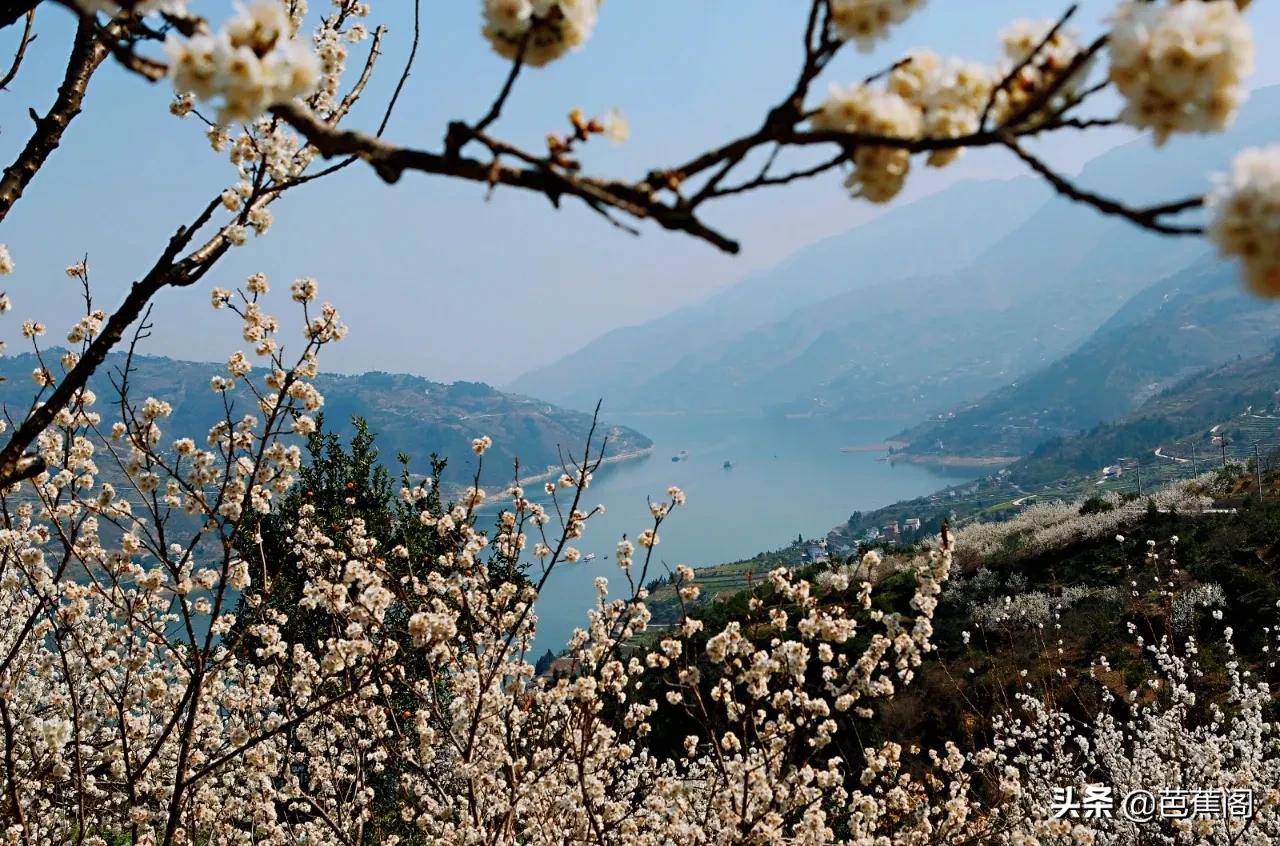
[[516, 86, 1280, 424], [0, 352, 652, 491], [893, 257, 1280, 461]]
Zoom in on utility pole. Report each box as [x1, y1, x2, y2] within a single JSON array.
[[1255, 442, 1264, 499], [1220, 436, 1230, 469], [1190, 443, 1199, 477], [1136, 466, 1143, 498]]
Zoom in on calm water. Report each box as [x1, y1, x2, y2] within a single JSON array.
[[516, 413, 981, 654]]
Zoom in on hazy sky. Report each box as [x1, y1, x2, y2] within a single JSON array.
[[3, 1, 1280, 384]]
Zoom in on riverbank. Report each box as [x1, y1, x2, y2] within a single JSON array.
[[881, 452, 1018, 468], [842, 440, 1018, 467], [839, 439, 908, 453], [515, 445, 656, 488]]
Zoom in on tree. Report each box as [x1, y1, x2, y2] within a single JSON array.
[[0, 0, 1278, 488], [0, 1, 1278, 843], [533, 647, 556, 676]]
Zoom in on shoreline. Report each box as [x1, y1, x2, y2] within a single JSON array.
[[514, 445, 656, 487], [881, 452, 1018, 468], [840, 439, 908, 453]]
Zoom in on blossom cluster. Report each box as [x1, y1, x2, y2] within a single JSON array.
[[951, 481, 1212, 569], [828, 0, 928, 52], [811, 17, 1088, 204], [166, 0, 320, 124], [482, 0, 601, 67], [1, 296, 1278, 843], [981, 632, 1280, 844], [811, 83, 922, 202], [1109, 0, 1255, 144], [988, 17, 1090, 126], [1171, 581, 1227, 631], [1207, 145, 1280, 297]]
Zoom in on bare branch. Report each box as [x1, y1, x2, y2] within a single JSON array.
[[1001, 133, 1204, 235], [0, 18, 108, 223], [470, 30, 528, 139], [0, 7, 34, 90], [0, 0, 37, 33]]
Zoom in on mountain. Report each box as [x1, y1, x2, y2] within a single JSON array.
[[513, 175, 1052, 410], [517, 86, 1280, 424], [830, 350, 1280, 546], [1009, 351, 1280, 487], [894, 257, 1280, 460], [0, 354, 652, 490]]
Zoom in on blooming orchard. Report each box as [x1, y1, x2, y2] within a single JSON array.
[[0, 0, 1278, 843]]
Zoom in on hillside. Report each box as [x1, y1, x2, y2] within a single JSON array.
[[894, 257, 1280, 460], [0, 353, 652, 491], [636, 477, 1280, 782], [830, 351, 1280, 547], [517, 86, 1280, 424]]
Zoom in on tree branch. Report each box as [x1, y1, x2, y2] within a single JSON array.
[[0, 0, 37, 33], [273, 101, 742, 253], [0, 17, 107, 223], [1001, 133, 1204, 235], [0, 6, 34, 90]]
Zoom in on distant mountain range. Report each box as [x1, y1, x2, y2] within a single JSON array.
[[515, 86, 1280, 425], [895, 257, 1280, 461], [0, 354, 652, 491], [513, 175, 1050, 412]]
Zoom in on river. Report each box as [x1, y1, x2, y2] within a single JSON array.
[[516, 413, 982, 654]]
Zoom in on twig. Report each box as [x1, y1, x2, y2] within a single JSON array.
[[1002, 133, 1204, 235], [981, 3, 1079, 129], [712, 149, 848, 199], [0, 7, 34, 90], [272, 101, 741, 252], [471, 30, 528, 138]]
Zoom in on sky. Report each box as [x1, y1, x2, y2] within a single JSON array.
[[2, 1, 1280, 385]]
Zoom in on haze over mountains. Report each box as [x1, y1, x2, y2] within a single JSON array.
[[516, 87, 1280, 427], [897, 257, 1280, 460]]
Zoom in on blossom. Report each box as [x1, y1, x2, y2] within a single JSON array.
[[1109, 0, 1255, 144], [811, 84, 922, 203], [482, 0, 601, 67], [1206, 146, 1280, 296], [166, 1, 321, 124], [0, 244, 13, 275], [828, 0, 927, 51], [290, 277, 319, 303], [989, 18, 1089, 126], [603, 108, 630, 143]]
